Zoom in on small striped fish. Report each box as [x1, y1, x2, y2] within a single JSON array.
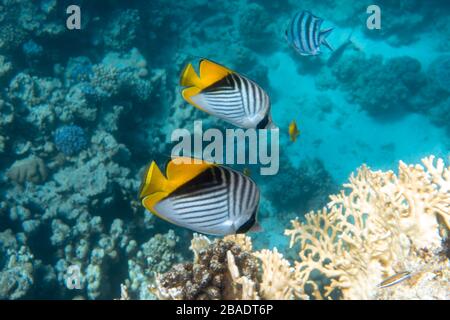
[[180, 59, 276, 129], [139, 158, 260, 236], [377, 271, 411, 289], [285, 10, 333, 56]]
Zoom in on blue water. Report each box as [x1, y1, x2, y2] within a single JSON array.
[[0, 0, 449, 299]]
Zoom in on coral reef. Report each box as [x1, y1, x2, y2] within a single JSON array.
[[285, 156, 449, 300], [0, 0, 448, 300], [125, 230, 183, 300], [151, 234, 261, 300], [6, 155, 47, 184], [152, 156, 449, 300], [263, 156, 337, 215], [330, 53, 429, 116], [317, 50, 450, 138], [54, 125, 88, 156], [428, 55, 450, 94], [0, 229, 36, 299], [151, 234, 300, 300]]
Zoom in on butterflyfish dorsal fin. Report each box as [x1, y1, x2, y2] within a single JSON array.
[[198, 59, 232, 88], [166, 157, 213, 184]]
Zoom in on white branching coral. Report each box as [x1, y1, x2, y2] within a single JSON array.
[[285, 156, 450, 300], [254, 248, 305, 300]]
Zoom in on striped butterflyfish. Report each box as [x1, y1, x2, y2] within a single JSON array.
[[180, 59, 276, 129], [285, 10, 333, 56], [139, 157, 261, 236]]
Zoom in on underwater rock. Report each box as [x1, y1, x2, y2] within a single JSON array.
[[126, 230, 182, 300], [238, 3, 275, 52], [0, 230, 35, 300], [64, 57, 94, 86], [100, 9, 141, 51], [330, 53, 445, 117], [428, 55, 450, 94], [428, 98, 450, 133], [264, 157, 336, 214], [8, 72, 63, 117], [96, 48, 152, 102], [0, 98, 14, 136], [362, 0, 446, 46], [63, 84, 97, 123], [6, 155, 48, 184], [0, 55, 12, 81], [22, 39, 43, 59], [0, 23, 27, 53]]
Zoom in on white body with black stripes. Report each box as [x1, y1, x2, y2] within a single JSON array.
[[191, 73, 272, 129], [152, 165, 260, 236]]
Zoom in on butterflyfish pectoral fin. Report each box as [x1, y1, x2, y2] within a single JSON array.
[[139, 161, 168, 199]]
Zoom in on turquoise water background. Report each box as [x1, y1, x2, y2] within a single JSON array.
[[0, 0, 449, 299]]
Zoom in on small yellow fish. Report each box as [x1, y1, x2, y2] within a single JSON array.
[[288, 120, 300, 142], [243, 167, 251, 177], [377, 271, 411, 289]]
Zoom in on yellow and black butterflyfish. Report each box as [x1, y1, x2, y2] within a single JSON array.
[[180, 59, 277, 129], [139, 157, 261, 236]]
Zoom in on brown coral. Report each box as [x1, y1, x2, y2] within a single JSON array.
[[151, 235, 260, 300], [6, 155, 48, 184]]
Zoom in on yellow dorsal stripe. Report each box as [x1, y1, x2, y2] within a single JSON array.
[[140, 157, 215, 214], [166, 157, 213, 182], [180, 59, 232, 90], [198, 59, 231, 88]]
